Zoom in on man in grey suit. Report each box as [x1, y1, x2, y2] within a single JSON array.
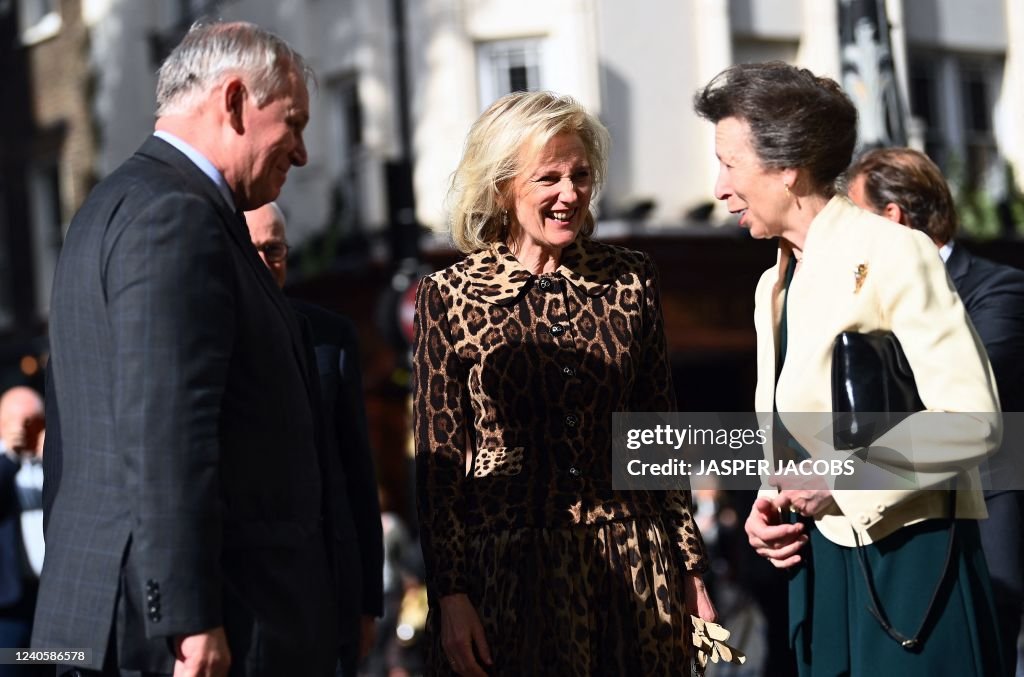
[[33, 22, 341, 676], [245, 203, 384, 677]]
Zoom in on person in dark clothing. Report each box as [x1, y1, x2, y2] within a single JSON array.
[[848, 146, 1024, 677]]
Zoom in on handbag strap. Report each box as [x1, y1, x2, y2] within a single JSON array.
[[851, 480, 958, 650]]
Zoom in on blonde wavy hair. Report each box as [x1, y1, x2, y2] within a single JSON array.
[[447, 91, 610, 254]]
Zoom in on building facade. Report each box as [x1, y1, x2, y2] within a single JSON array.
[[1, 0, 1021, 370]]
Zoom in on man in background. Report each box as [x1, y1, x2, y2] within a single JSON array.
[[35, 21, 343, 676], [245, 202, 384, 677], [0, 386, 47, 677], [847, 147, 1024, 677]]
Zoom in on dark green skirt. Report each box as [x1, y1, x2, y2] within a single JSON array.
[[789, 516, 1004, 676]]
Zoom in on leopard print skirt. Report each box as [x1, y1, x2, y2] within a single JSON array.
[[426, 516, 693, 676]]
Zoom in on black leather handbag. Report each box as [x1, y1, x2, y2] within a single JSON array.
[[831, 330, 954, 651], [831, 331, 925, 450]]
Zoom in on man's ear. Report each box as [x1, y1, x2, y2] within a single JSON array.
[[882, 202, 907, 226], [224, 78, 246, 134]]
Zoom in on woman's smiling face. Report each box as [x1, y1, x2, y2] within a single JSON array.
[[713, 116, 789, 239], [509, 132, 593, 255]]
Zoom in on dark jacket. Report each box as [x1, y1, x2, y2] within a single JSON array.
[[33, 136, 339, 675], [291, 299, 384, 641]]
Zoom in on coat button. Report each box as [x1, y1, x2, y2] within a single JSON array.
[[858, 514, 871, 525], [562, 366, 576, 378], [550, 324, 565, 337], [568, 466, 582, 477], [538, 278, 553, 291], [565, 414, 579, 428]]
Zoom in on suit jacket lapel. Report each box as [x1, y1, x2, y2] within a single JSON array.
[[136, 136, 317, 403], [944, 242, 971, 287]]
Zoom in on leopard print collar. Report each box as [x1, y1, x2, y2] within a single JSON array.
[[463, 237, 619, 305]]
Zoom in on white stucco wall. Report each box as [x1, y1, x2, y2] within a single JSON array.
[[411, 0, 602, 232], [80, 0, 1023, 242]]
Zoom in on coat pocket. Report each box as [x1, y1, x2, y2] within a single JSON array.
[[472, 446, 525, 478]]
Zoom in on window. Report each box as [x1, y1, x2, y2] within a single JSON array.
[[958, 60, 1000, 194], [27, 159, 63, 317], [960, 63, 993, 135], [476, 38, 544, 111], [18, 0, 60, 45], [908, 57, 945, 164], [326, 76, 364, 238], [174, 0, 215, 23], [908, 58, 937, 127], [732, 39, 798, 67]]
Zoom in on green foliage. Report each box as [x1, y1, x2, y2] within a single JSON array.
[[946, 153, 1024, 240]]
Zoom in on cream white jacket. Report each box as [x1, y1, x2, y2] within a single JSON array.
[[754, 197, 1001, 546]]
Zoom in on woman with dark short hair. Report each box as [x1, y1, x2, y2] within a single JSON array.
[[695, 62, 1003, 676]]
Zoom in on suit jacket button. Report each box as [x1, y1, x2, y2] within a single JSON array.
[[568, 466, 582, 477], [565, 414, 579, 428], [550, 324, 565, 337], [858, 514, 871, 525], [538, 278, 553, 291]]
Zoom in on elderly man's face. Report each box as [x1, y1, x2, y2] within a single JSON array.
[[245, 205, 288, 287], [235, 67, 309, 210]]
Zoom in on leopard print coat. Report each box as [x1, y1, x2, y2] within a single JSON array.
[[412, 237, 708, 597]]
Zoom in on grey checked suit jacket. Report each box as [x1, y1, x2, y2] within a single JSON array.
[[33, 136, 340, 675]]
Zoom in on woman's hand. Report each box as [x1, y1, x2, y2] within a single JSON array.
[[775, 488, 833, 519], [439, 593, 492, 676], [744, 497, 808, 568], [683, 573, 718, 622]]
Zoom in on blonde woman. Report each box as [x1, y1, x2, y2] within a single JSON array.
[[413, 91, 715, 676]]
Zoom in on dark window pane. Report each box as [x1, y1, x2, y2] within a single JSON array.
[[509, 65, 529, 93], [908, 62, 934, 124], [964, 77, 990, 133]]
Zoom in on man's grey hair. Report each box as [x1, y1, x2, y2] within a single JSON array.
[[156, 21, 314, 117]]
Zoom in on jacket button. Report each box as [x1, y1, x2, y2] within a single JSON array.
[[550, 324, 565, 337], [876, 504, 886, 513], [565, 414, 579, 428], [562, 366, 576, 378], [858, 514, 871, 525], [568, 466, 582, 477], [538, 278, 553, 291]]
